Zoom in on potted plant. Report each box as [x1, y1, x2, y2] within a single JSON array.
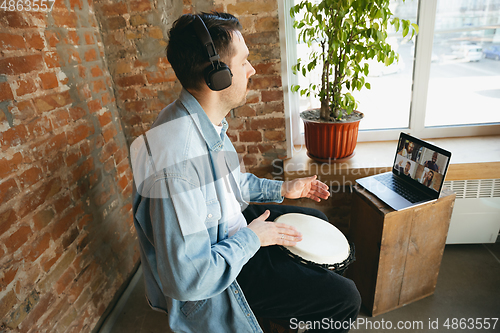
[[291, 0, 418, 161]]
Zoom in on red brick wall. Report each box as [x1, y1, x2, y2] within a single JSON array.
[[94, 0, 287, 175], [1, 0, 286, 331], [0, 3, 138, 332], [228, 1, 287, 175]]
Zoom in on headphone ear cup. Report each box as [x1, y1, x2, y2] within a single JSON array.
[[204, 62, 233, 91]]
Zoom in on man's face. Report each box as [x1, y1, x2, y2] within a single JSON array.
[[220, 31, 256, 110], [408, 142, 414, 153], [404, 162, 411, 174], [432, 152, 438, 163]]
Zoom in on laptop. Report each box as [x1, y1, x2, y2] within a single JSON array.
[[356, 132, 452, 211]]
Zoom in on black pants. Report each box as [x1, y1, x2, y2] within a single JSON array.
[[238, 204, 361, 333]]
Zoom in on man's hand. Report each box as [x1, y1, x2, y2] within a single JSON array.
[[281, 175, 330, 202], [247, 210, 302, 247]]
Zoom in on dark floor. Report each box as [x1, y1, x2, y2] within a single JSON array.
[[99, 243, 500, 333]]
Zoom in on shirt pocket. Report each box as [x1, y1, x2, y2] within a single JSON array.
[[180, 299, 208, 318], [204, 200, 221, 227]]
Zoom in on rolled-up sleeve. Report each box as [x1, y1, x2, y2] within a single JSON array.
[[239, 172, 284, 203]]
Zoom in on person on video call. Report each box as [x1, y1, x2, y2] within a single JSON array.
[[424, 152, 440, 173], [396, 160, 412, 177], [130, 12, 361, 333], [421, 169, 434, 187], [398, 141, 415, 160]]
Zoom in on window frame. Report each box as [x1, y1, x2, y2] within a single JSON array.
[[278, 0, 500, 157]]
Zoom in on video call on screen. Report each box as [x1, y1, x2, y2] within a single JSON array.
[[394, 138, 449, 192]]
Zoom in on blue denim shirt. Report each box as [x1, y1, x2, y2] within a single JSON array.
[[130, 89, 284, 333]]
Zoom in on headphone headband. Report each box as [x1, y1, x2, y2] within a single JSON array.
[[192, 14, 232, 91], [193, 15, 220, 64]]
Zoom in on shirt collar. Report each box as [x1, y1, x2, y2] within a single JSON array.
[[178, 89, 228, 152]]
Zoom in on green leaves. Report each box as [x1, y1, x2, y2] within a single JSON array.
[[402, 19, 409, 37], [307, 59, 317, 72], [400, 19, 418, 38], [290, 0, 419, 120], [411, 23, 419, 39], [394, 17, 400, 29], [412, 23, 419, 34]]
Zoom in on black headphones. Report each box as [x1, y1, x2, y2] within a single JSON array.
[[193, 15, 233, 91]]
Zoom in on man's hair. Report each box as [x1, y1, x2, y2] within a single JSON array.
[[167, 12, 242, 90]]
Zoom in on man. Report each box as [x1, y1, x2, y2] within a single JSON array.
[[398, 141, 415, 160], [131, 12, 360, 333], [403, 161, 412, 176], [395, 160, 412, 177], [424, 152, 440, 173]]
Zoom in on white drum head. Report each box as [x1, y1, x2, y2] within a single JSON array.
[[275, 213, 350, 265]]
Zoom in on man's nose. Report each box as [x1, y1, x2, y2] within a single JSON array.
[[248, 64, 256, 77]]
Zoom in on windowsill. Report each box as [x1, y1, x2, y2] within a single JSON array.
[[283, 135, 500, 182]]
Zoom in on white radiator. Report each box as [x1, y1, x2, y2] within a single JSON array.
[[444, 179, 500, 244]]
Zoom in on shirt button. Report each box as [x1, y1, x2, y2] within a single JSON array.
[[208, 214, 212, 218]]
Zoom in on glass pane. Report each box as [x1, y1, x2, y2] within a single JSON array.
[[294, 0, 418, 131], [352, 0, 419, 130], [294, 0, 320, 136], [425, 0, 500, 127]]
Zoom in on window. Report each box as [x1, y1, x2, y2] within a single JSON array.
[[279, 0, 500, 149], [425, 0, 500, 127]]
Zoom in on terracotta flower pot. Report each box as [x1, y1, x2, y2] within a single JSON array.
[[301, 110, 364, 162]]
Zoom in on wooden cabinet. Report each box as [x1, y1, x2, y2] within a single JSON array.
[[347, 185, 456, 316]]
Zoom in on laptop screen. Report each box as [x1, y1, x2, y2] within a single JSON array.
[[392, 133, 452, 196]]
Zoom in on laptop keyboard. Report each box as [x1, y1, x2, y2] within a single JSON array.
[[375, 173, 428, 203]]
